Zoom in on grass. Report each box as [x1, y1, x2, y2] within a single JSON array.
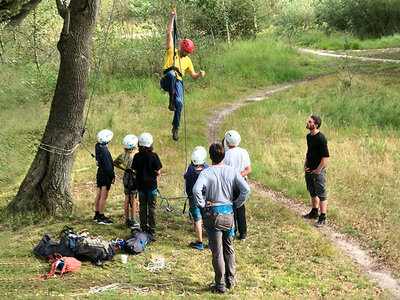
[[0, 36, 397, 298], [295, 30, 400, 50], [220, 69, 400, 274]]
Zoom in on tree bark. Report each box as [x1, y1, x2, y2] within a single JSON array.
[[8, 0, 100, 215]]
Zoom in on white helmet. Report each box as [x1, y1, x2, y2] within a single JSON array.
[[223, 138, 229, 152], [123, 134, 138, 150], [191, 150, 206, 166], [193, 146, 207, 158], [138, 133, 153, 147], [225, 130, 241, 147], [97, 129, 113, 145]]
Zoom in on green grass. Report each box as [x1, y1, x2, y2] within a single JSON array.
[[0, 36, 396, 298], [295, 30, 400, 50], [221, 69, 400, 274]]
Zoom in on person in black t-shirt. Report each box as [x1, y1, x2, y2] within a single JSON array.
[[131, 133, 162, 237], [302, 115, 330, 227]]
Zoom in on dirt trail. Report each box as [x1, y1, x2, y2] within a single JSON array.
[[207, 79, 400, 299]]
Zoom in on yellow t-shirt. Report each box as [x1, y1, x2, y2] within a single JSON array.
[[163, 47, 194, 81]]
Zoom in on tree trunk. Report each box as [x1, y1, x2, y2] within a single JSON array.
[[252, 0, 258, 40], [8, 0, 100, 215], [222, 0, 230, 44]]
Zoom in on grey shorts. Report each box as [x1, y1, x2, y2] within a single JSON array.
[[305, 168, 327, 201]]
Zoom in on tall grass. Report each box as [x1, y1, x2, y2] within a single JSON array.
[[295, 30, 400, 50]]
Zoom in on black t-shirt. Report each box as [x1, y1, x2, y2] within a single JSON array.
[[131, 151, 162, 191], [95, 143, 115, 181], [306, 132, 330, 171]]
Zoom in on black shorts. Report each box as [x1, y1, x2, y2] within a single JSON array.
[[97, 175, 112, 190]]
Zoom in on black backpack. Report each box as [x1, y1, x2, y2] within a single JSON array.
[[33, 234, 58, 257], [124, 229, 151, 255]]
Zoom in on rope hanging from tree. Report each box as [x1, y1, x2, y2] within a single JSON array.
[[156, 1, 190, 217]]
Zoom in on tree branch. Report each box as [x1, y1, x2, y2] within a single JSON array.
[[56, 0, 66, 19], [6, 0, 42, 27]]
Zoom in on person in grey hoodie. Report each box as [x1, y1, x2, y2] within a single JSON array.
[[193, 143, 250, 294]]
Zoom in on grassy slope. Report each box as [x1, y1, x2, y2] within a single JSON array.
[[0, 37, 395, 298]]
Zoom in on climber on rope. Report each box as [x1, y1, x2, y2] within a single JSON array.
[[160, 7, 205, 141]]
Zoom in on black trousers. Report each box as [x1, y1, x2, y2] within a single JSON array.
[[233, 187, 247, 235]]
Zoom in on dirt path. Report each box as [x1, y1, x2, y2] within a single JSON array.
[[206, 79, 400, 299], [298, 47, 400, 63]]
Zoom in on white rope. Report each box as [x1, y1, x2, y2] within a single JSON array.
[[71, 283, 149, 296], [39, 142, 80, 156], [143, 258, 171, 272]]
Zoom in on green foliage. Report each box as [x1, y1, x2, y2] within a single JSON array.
[[316, 0, 400, 38], [274, 0, 316, 42]]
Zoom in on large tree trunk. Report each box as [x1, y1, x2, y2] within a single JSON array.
[[8, 0, 100, 214]]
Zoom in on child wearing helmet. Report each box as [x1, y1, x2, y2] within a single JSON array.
[[223, 130, 252, 242], [160, 7, 205, 142], [184, 147, 209, 250], [131, 133, 163, 237], [113, 134, 140, 229], [94, 129, 115, 225]]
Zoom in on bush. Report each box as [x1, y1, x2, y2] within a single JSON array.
[[316, 0, 400, 39]]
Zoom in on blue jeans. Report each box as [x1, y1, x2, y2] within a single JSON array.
[[160, 71, 184, 127]]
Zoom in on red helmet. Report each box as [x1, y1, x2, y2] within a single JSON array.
[[180, 39, 194, 53]]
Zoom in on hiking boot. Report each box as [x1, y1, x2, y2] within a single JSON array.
[[209, 283, 226, 294], [97, 215, 113, 225], [168, 98, 176, 111], [314, 217, 326, 228], [189, 241, 204, 250], [302, 210, 319, 219], [172, 126, 179, 141]]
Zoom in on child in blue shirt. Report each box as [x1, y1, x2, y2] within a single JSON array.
[[184, 146, 209, 250]]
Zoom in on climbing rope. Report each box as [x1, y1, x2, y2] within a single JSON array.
[[81, 0, 116, 138], [156, 2, 190, 216]]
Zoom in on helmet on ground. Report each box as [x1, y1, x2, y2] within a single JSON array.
[[97, 129, 113, 145], [223, 138, 229, 152], [123, 134, 138, 150], [225, 130, 241, 147], [193, 146, 207, 158], [138, 133, 153, 147], [191, 150, 206, 166], [180, 39, 194, 53]]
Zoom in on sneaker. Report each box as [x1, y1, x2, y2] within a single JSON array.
[[168, 98, 176, 111], [302, 210, 319, 219], [130, 218, 140, 229], [172, 126, 179, 141], [93, 214, 99, 222], [314, 217, 326, 228], [189, 241, 204, 250], [209, 283, 226, 294], [238, 233, 247, 242], [97, 215, 113, 225]]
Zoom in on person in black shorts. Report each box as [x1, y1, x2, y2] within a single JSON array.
[[94, 129, 115, 225], [302, 115, 330, 227]]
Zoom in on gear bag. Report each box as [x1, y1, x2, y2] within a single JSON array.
[[124, 229, 151, 255], [33, 234, 58, 257], [123, 169, 137, 190], [73, 237, 115, 265]]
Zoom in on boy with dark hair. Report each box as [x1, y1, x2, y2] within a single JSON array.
[[193, 143, 250, 294]]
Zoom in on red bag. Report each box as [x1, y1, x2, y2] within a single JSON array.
[[38, 255, 81, 280]]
